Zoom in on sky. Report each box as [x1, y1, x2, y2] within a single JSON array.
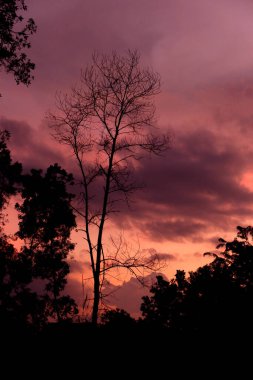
[[2, 0, 253, 315]]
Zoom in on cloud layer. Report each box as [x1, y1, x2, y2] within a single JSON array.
[[122, 127, 253, 242]]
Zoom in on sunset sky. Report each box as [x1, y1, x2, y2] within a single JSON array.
[[2, 0, 253, 315]]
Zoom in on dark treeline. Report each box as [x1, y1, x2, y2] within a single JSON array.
[[2, 129, 253, 343]]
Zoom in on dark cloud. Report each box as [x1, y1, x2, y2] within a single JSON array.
[[111, 128, 253, 241], [141, 248, 176, 261], [64, 277, 88, 311], [140, 220, 208, 242], [0, 117, 64, 170], [193, 251, 205, 258], [207, 235, 224, 247], [69, 260, 84, 274], [69, 259, 90, 273]]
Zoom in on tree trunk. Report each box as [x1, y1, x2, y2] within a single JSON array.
[[92, 270, 100, 325], [91, 138, 116, 325]]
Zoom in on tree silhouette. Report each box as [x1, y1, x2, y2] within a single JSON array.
[[211, 225, 253, 288], [183, 262, 239, 332], [141, 272, 186, 329], [48, 50, 170, 324], [0, 0, 36, 87], [16, 164, 78, 322], [0, 130, 22, 214], [0, 232, 45, 330], [203, 225, 253, 329], [101, 308, 135, 328], [0, 131, 44, 330], [0, 132, 79, 332]]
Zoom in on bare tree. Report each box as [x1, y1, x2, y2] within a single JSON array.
[[48, 51, 170, 325]]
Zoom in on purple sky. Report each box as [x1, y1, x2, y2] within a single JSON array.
[[2, 0, 253, 314]]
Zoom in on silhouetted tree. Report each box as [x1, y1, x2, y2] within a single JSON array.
[[203, 225, 253, 329], [0, 0, 36, 86], [0, 130, 22, 214], [48, 50, 170, 324], [0, 133, 78, 329], [141, 272, 187, 329], [0, 132, 44, 329], [101, 308, 135, 328], [16, 164, 78, 322], [183, 261, 239, 332], [0, 232, 46, 330], [212, 225, 253, 288]]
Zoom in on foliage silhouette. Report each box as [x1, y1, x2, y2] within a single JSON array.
[[141, 272, 186, 329], [0, 132, 78, 329], [0, 129, 42, 330], [0, 232, 45, 331], [0, 0, 36, 86], [0, 130, 22, 213], [16, 164, 78, 322], [101, 308, 136, 328]]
